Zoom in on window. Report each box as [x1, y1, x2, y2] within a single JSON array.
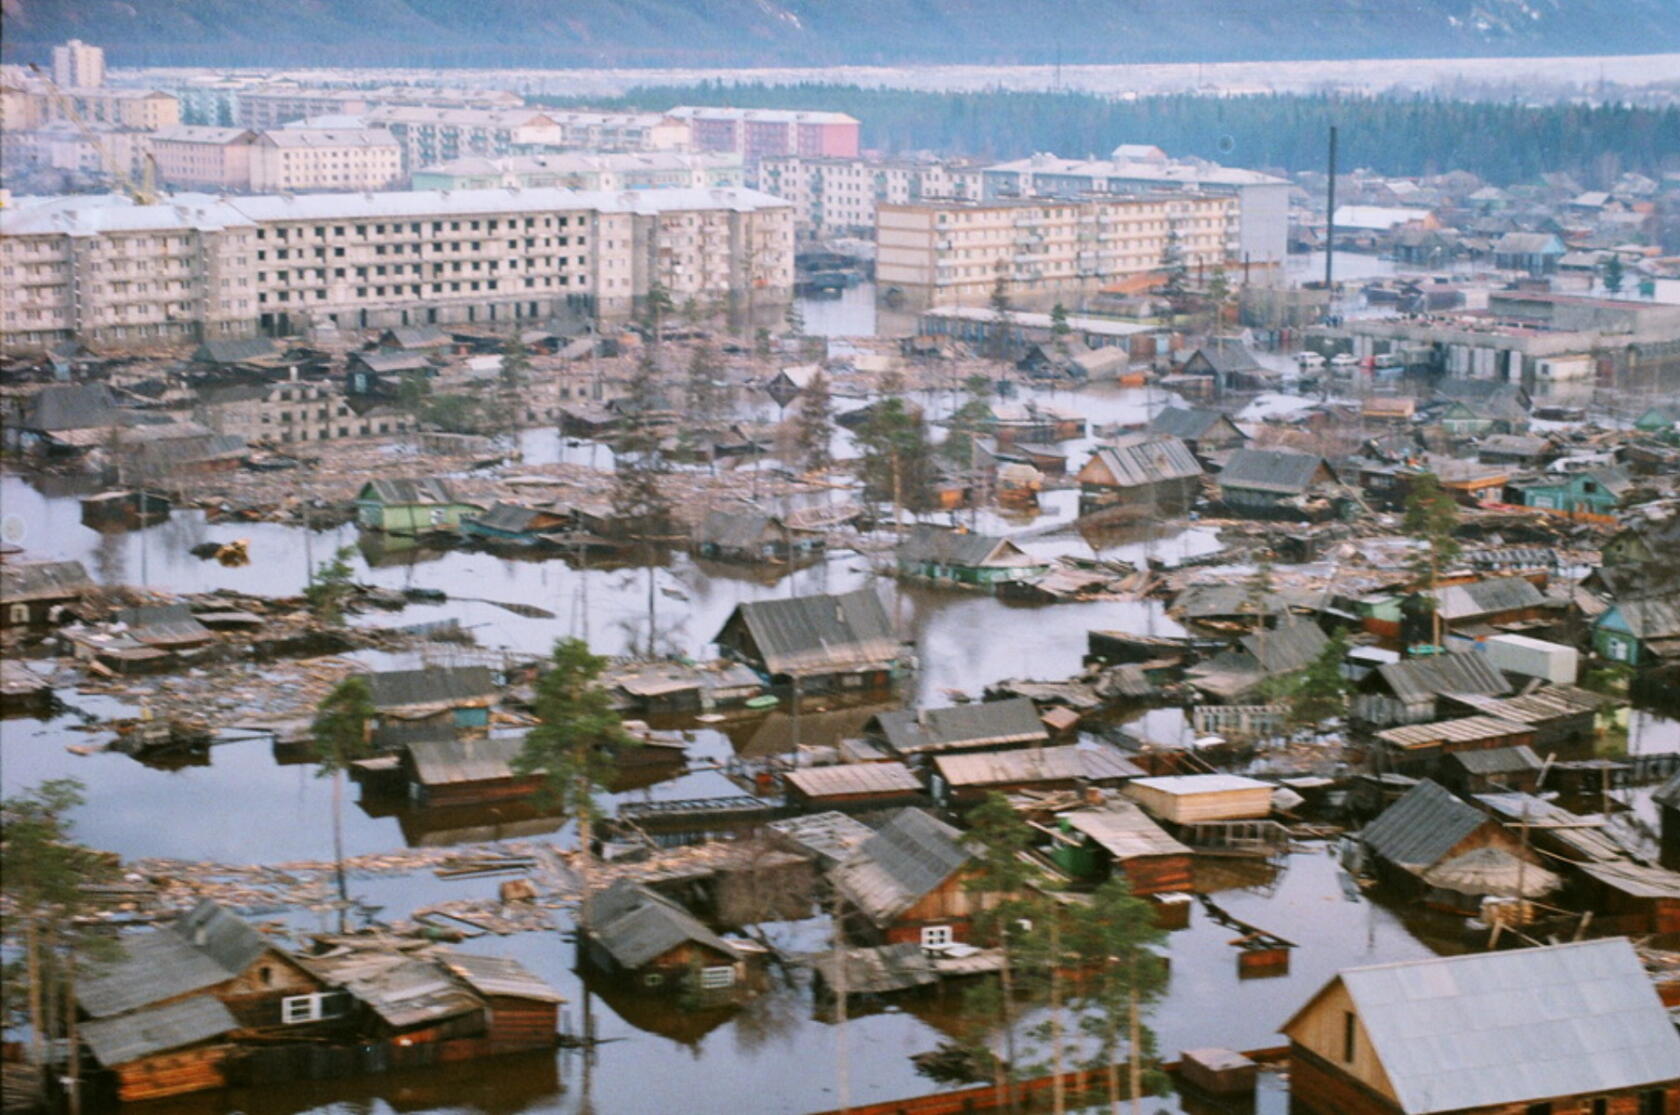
[[1592, 1100, 1608, 1115], [9, 604, 29, 624], [1523, 1105, 1551, 1115], [1642, 1091, 1668, 1115], [281, 992, 348, 1024], [1342, 1011, 1357, 1063], [699, 965, 736, 990], [920, 925, 953, 948]]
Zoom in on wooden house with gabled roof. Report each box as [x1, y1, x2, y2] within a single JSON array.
[[829, 808, 995, 948], [1074, 433, 1203, 518], [894, 524, 1048, 588]]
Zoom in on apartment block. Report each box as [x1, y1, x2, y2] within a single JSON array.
[[412, 152, 743, 192], [668, 107, 859, 162], [982, 148, 1291, 268], [233, 84, 526, 131], [29, 88, 181, 131], [542, 111, 692, 152], [2, 124, 154, 185], [760, 156, 983, 238], [876, 193, 1236, 312], [150, 127, 258, 190], [51, 40, 105, 90], [364, 107, 565, 171], [249, 129, 403, 192], [0, 187, 794, 351]]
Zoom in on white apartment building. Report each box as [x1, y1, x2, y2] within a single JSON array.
[[876, 193, 1236, 312], [233, 84, 526, 130], [543, 111, 691, 152], [982, 149, 1291, 270], [27, 87, 181, 130], [411, 151, 742, 192], [249, 129, 403, 192], [362, 107, 564, 171], [0, 187, 794, 351], [759, 156, 983, 238], [52, 40, 105, 90]]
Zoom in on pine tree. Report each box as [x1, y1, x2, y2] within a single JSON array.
[[793, 368, 835, 474], [499, 331, 531, 390], [304, 545, 358, 626], [683, 340, 724, 459], [1602, 253, 1625, 295], [1067, 878, 1171, 1113], [311, 677, 376, 930], [856, 396, 936, 518], [987, 267, 1014, 363], [642, 282, 675, 346], [1159, 228, 1189, 309], [1207, 265, 1231, 320], [754, 327, 773, 360], [1049, 302, 1072, 360], [512, 638, 637, 870], [963, 794, 1039, 1112], [612, 353, 674, 545], [1281, 627, 1353, 734], [943, 373, 995, 465], [1404, 473, 1461, 648]]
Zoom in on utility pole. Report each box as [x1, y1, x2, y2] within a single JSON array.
[[832, 885, 850, 1115], [1325, 126, 1339, 295]]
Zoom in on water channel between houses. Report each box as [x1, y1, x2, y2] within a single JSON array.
[[4, 318, 1678, 1114]]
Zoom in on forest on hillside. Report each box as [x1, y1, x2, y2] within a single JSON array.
[[536, 85, 1680, 188]]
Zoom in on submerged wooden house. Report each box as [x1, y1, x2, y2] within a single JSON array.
[[367, 666, 497, 731], [401, 735, 543, 807], [714, 588, 901, 692], [1123, 774, 1274, 825], [871, 697, 1050, 758], [0, 559, 92, 631], [930, 744, 1142, 808], [1046, 804, 1193, 895], [1282, 939, 1680, 1115], [1356, 779, 1550, 911], [579, 879, 759, 995], [355, 478, 482, 534], [829, 808, 991, 948], [692, 509, 825, 564], [1074, 434, 1203, 519], [894, 525, 1049, 588]]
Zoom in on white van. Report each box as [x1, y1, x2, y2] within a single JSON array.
[[1294, 351, 1326, 370]]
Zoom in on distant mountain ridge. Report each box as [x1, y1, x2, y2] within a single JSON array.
[[5, 0, 1679, 69]]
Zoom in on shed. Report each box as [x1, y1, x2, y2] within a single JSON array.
[[894, 526, 1049, 587], [355, 477, 482, 534], [714, 588, 899, 687], [931, 744, 1142, 807], [1358, 779, 1534, 905], [578, 879, 750, 994], [1049, 804, 1193, 895], [1573, 861, 1680, 936], [1123, 774, 1273, 824], [1147, 406, 1248, 454], [402, 735, 542, 807], [1354, 651, 1513, 727], [809, 942, 939, 998], [783, 762, 926, 811], [80, 997, 240, 1102], [872, 697, 1050, 757], [368, 665, 497, 727], [0, 559, 92, 629], [1216, 449, 1336, 515], [1281, 939, 1680, 1115], [693, 509, 825, 564], [766, 811, 878, 868], [829, 808, 983, 948], [436, 949, 565, 1050]]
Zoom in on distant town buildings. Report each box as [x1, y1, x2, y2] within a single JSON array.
[[51, 39, 105, 90], [148, 125, 404, 191], [759, 156, 983, 238], [412, 151, 743, 192], [670, 106, 860, 161], [876, 192, 1237, 311], [0, 186, 795, 350], [981, 148, 1292, 269]]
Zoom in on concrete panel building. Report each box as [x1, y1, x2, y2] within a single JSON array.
[[150, 127, 258, 190], [760, 156, 984, 238], [669, 107, 859, 162], [982, 149, 1291, 270], [0, 186, 794, 350], [249, 128, 403, 192], [51, 40, 105, 90], [876, 192, 1236, 312], [363, 107, 563, 171], [412, 152, 742, 193]]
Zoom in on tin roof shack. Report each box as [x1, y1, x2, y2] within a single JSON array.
[[1074, 434, 1203, 521], [931, 744, 1143, 809], [1180, 342, 1272, 394], [0, 558, 92, 631], [894, 526, 1049, 589], [1356, 779, 1547, 910], [1440, 744, 1544, 795], [1186, 618, 1329, 704], [871, 697, 1050, 758], [693, 510, 825, 565], [1442, 684, 1607, 752], [368, 666, 497, 731], [436, 950, 566, 1051], [1147, 406, 1248, 457], [297, 948, 483, 1047], [1215, 449, 1339, 521], [1044, 804, 1193, 895], [1573, 861, 1680, 937], [460, 502, 572, 547], [1593, 595, 1680, 668], [80, 489, 173, 531], [714, 588, 901, 693], [830, 808, 992, 948], [579, 879, 760, 998], [400, 735, 545, 807], [1352, 651, 1513, 727], [783, 762, 927, 813], [354, 478, 483, 535], [1124, 775, 1273, 825], [1281, 938, 1680, 1115], [77, 902, 327, 1101], [1506, 465, 1635, 518], [1372, 716, 1537, 781], [1658, 771, 1680, 871]]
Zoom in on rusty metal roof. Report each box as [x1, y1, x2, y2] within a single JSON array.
[[784, 761, 922, 799], [933, 744, 1143, 788]]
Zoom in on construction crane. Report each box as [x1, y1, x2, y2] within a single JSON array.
[[26, 63, 158, 204]]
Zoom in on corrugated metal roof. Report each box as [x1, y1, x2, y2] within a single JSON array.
[[1359, 779, 1489, 870], [1321, 939, 1680, 1113], [1063, 804, 1190, 860], [437, 950, 565, 1003], [358, 477, 461, 506], [408, 735, 525, 786], [1375, 716, 1531, 750], [1081, 434, 1203, 490], [785, 761, 922, 799], [1576, 860, 1680, 900], [77, 901, 271, 1018], [1447, 684, 1605, 724], [1448, 744, 1542, 776], [933, 744, 1142, 788], [1237, 619, 1328, 675], [1610, 596, 1680, 640], [729, 588, 898, 677], [1148, 406, 1239, 442], [767, 811, 877, 866], [580, 879, 740, 970], [1373, 653, 1512, 705], [0, 559, 92, 603], [196, 337, 280, 365], [831, 809, 971, 926], [368, 665, 495, 710], [1429, 576, 1546, 620], [1472, 793, 1628, 863], [1218, 449, 1329, 495], [878, 697, 1049, 755], [896, 525, 1034, 568], [80, 996, 238, 1067]]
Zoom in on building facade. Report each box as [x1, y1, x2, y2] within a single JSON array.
[[0, 186, 794, 350], [759, 156, 984, 238], [150, 126, 258, 190], [51, 40, 105, 90], [668, 107, 860, 162], [249, 128, 403, 192], [412, 151, 742, 192], [363, 107, 564, 171], [876, 193, 1236, 311], [981, 149, 1291, 269]]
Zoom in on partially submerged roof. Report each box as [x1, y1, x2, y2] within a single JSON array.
[[895, 525, 1039, 568], [933, 744, 1143, 788], [1359, 779, 1490, 871], [78, 901, 275, 1018], [723, 588, 898, 677], [367, 665, 495, 710], [1447, 744, 1542, 776], [436, 950, 565, 1003], [80, 996, 239, 1067], [831, 809, 972, 926], [1284, 938, 1680, 1114], [407, 735, 526, 786], [876, 697, 1049, 755], [580, 879, 741, 969], [767, 810, 878, 866], [1375, 715, 1532, 750], [1218, 448, 1331, 495], [357, 477, 461, 506], [0, 559, 93, 602], [1148, 405, 1242, 443], [810, 942, 938, 994]]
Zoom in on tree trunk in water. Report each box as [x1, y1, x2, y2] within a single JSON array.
[[999, 924, 1017, 1115], [26, 923, 43, 1087], [1129, 974, 1142, 1115], [1107, 1016, 1123, 1115], [65, 950, 80, 1115], [832, 887, 850, 1115], [332, 769, 348, 933], [1050, 919, 1065, 1115]]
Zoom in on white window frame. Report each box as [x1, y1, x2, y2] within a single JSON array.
[[920, 925, 954, 949], [699, 965, 736, 989], [281, 991, 346, 1024]]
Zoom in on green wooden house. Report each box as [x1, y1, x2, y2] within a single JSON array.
[[1634, 404, 1680, 436], [895, 525, 1049, 588], [356, 478, 482, 534], [1602, 517, 1680, 567], [1592, 597, 1680, 667], [1504, 466, 1632, 516]]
